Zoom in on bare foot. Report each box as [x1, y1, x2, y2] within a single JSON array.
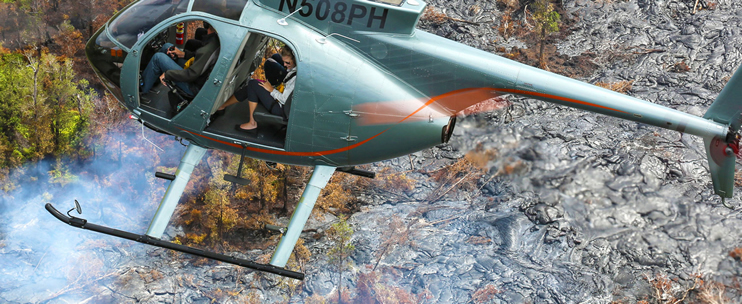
[[239, 121, 257, 130]]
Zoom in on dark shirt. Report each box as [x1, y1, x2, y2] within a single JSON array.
[[165, 33, 220, 84]]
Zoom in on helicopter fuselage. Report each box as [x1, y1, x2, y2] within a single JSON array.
[[87, 0, 728, 169]]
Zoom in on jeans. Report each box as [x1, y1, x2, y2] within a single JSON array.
[[140, 43, 192, 95]]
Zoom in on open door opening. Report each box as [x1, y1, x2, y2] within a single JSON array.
[[137, 19, 221, 119], [204, 34, 297, 149]]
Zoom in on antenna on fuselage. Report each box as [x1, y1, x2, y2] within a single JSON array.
[[277, 5, 305, 26], [315, 33, 360, 44]]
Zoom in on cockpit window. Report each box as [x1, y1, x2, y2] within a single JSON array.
[[191, 0, 248, 21], [86, 26, 127, 103], [108, 0, 189, 48]]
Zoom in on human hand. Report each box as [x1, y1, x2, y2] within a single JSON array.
[[260, 81, 274, 93], [167, 47, 185, 58], [159, 73, 167, 86]]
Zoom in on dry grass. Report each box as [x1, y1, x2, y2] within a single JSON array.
[[595, 80, 634, 93], [638, 273, 736, 304], [698, 281, 729, 304], [421, 6, 449, 24], [734, 170, 742, 187], [426, 156, 486, 202], [472, 284, 500, 304], [305, 293, 327, 304], [671, 61, 691, 73], [374, 215, 417, 271], [467, 236, 492, 245], [497, 0, 519, 10], [373, 167, 416, 195], [420, 6, 478, 26], [729, 248, 742, 261], [355, 271, 432, 304]]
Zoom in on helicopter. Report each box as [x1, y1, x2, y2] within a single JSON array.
[[46, 0, 742, 280]]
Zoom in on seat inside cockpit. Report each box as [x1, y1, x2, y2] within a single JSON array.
[[204, 34, 296, 149], [136, 19, 221, 119]]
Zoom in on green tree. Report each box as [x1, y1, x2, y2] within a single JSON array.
[[0, 47, 95, 186], [0, 49, 30, 170], [327, 216, 355, 304], [532, 0, 561, 70]]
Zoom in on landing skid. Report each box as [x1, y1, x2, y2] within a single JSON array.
[[45, 203, 304, 280], [43, 143, 369, 280]]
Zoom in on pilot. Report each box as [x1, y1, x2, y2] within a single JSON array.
[[214, 47, 296, 132], [139, 22, 219, 97]]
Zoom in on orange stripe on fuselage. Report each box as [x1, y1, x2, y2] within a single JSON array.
[[186, 88, 626, 156]]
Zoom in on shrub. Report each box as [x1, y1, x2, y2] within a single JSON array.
[[355, 271, 432, 304], [595, 80, 634, 93], [472, 284, 500, 304]]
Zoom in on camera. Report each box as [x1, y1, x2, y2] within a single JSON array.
[[167, 46, 178, 61]]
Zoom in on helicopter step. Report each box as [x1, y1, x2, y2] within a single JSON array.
[[264, 224, 286, 234], [45, 203, 304, 280], [224, 144, 250, 185], [155, 172, 176, 181], [337, 166, 376, 179]]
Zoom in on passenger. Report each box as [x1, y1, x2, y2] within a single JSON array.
[[264, 53, 287, 87], [140, 22, 219, 97], [215, 47, 296, 132]]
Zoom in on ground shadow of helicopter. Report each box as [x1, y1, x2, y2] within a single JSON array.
[[47, 0, 742, 280]]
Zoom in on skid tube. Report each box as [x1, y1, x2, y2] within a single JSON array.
[[45, 203, 304, 280]]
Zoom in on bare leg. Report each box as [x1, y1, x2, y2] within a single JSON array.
[[239, 101, 258, 130], [219, 95, 239, 110]]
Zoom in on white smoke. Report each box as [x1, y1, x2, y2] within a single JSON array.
[[0, 126, 188, 303]]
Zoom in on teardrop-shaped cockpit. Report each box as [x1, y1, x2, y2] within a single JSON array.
[[86, 0, 190, 105]]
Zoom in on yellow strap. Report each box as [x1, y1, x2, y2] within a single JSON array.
[[277, 83, 285, 93], [183, 57, 195, 69]]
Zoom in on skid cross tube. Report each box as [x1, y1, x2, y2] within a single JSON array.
[[224, 145, 250, 185], [45, 203, 304, 280]]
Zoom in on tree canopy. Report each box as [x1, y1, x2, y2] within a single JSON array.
[[0, 47, 95, 187]]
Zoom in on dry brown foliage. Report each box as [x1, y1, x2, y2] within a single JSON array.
[[421, 6, 478, 26], [317, 173, 359, 216], [472, 284, 500, 304], [671, 61, 691, 73], [734, 170, 742, 187], [466, 145, 499, 169], [698, 281, 730, 304], [355, 271, 432, 304], [594, 80, 634, 94], [729, 248, 742, 261], [421, 6, 451, 25], [325, 287, 354, 303], [373, 167, 416, 195], [139, 269, 164, 284], [643, 273, 705, 304], [305, 293, 327, 304], [426, 146, 494, 202], [53, 20, 84, 61], [374, 215, 417, 271], [497, 0, 519, 10], [467, 236, 492, 245]]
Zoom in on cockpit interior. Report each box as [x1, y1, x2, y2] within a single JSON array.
[[86, 0, 296, 149]]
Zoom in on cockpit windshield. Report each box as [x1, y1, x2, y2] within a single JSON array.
[[191, 0, 248, 21], [108, 0, 188, 49]]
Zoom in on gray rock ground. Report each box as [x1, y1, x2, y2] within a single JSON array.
[[4, 0, 742, 303]]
